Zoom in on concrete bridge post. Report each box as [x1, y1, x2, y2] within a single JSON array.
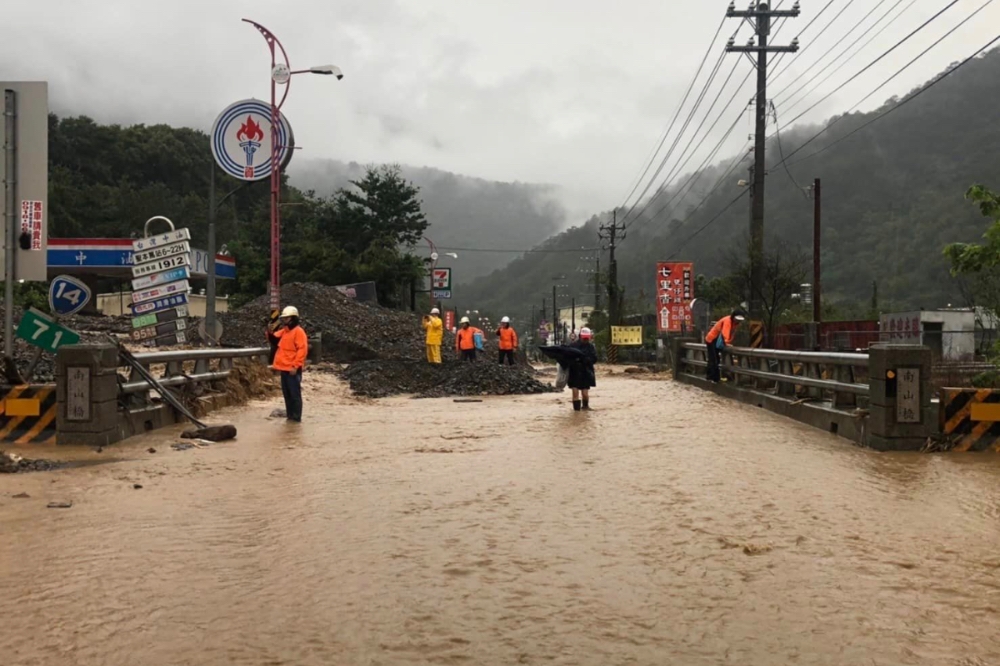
[[866, 344, 933, 451], [56, 343, 123, 447]]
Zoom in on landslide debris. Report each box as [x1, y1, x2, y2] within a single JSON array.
[[342, 359, 551, 399]]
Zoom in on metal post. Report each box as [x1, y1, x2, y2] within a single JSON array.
[[269, 63, 281, 310], [552, 284, 557, 345], [206, 164, 218, 345], [572, 297, 576, 337], [813, 177, 822, 324], [3, 90, 16, 359]]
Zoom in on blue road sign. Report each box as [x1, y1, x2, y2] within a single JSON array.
[[48, 275, 92, 316]]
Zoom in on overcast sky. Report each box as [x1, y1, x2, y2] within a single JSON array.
[[3, 0, 998, 221]]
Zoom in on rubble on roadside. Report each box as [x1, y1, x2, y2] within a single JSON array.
[[0, 450, 62, 473], [341, 359, 552, 399]]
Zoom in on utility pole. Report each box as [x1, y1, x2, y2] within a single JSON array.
[[594, 255, 601, 312], [3, 90, 16, 359], [726, 1, 799, 320], [812, 177, 821, 323], [598, 210, 627, 360], [552, 284, 558, 345], [541, 297, 547, 343], [571, 297, 576, 337]]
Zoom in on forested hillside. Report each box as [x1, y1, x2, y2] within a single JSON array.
[[291, 160, 565, 284], [459, 47, 1000, 319]]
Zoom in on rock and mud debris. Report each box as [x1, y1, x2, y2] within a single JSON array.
[[0, 450, 62, 474], [220, 282, 510, 365], [342, 359, 552, 399]]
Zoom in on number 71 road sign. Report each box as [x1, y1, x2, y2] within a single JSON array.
[[15, 308, 81, 353]]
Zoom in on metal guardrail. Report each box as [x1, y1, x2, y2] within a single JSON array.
[[120, 347, 270, 395], [679, 342, 870, 408]]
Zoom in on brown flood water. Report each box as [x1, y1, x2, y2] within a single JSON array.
[[2, 370, 1000, 665]]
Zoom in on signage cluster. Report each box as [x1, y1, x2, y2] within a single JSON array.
[[129, 226, 192, 346]]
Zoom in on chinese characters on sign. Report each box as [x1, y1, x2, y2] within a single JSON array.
[[879, 313, 922, 343], [896, 367, 920, 423], [67, 366, 91, 422], [20, 200, 43, 250], [656, 262, 694, 333]]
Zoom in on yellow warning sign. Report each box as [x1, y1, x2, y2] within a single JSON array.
[[611, 326, 643, 346]]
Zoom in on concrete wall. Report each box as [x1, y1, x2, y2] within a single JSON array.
[[880, 310, 975, 361]]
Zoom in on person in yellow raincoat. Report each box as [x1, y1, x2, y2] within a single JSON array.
[[422, 307, 444, 364]]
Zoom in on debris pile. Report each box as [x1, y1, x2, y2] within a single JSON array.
[[342, 359, 552, 399], [0, 305, 131, 383], [220, 282, 496, 363], [0, 450, 62, 473]]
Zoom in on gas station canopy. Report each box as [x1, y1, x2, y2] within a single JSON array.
[[47, 239, 235, 280]]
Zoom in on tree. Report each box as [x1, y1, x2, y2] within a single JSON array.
[[723, 239, 809, 340], [944, 185, 1000, 350]]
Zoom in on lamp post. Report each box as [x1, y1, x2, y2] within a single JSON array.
[[242, 19, 342, 310], [206, 167, 250, 345]]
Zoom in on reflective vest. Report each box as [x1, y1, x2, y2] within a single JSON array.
[[497, 326, 518, 350], [706, 316, 735, 346], [456, 327, 477, 351], [272, 326, 308, 371]]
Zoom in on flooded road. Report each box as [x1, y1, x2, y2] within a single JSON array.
[[3, 370, 1000, 665]]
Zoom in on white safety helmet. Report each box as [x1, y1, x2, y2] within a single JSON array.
[[501, 316, 510, 324], [460, 316, 470, 324], [430, 308, 440, 315], [580, 327, 593, 339], [280, 306, 299, 318]]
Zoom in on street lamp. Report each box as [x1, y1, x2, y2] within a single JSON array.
[[243, 18, 343, 310]]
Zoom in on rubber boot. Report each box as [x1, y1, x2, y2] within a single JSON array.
[[573, 400, 582, 411], [582, 399, 590, 411]]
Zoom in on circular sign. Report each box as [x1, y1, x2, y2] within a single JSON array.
[[271, 63, 291, 85], [210, 99, 295, 182]]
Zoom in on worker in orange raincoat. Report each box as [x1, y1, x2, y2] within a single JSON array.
[[496, 316, 518, 365], [270, 305, 309, 422], [455, 316, 478, 362], [705, 308, 747, 383]]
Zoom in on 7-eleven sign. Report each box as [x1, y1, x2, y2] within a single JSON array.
[[432, 267, 452, 290]]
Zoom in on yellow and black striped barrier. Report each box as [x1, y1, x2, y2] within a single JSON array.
[[940, 388, 1000, 452], [749, 321, 764, 349], [0, 384, 57, 446]]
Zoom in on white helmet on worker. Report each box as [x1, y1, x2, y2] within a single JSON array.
[[501, 316, 510, 324], [430, 307, 440, 315], [280, 306, 299, 318], [580, 327, 593, 339], [460, 316, 470, 324]]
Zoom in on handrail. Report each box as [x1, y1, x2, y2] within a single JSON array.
[[681, 342, 867, 366], [677, 341, 869, 409], [130, 347, 269, 364]]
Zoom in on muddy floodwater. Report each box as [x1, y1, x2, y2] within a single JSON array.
[[3, 370, 1000, 665]]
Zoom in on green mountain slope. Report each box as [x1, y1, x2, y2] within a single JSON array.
[[458, 47, 1000, 320]]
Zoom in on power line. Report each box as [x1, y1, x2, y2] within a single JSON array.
[[435, 246, 601, 254], [771, 0, 962, 132], [666, 189, 751, 261], [767, 0, 838, 82], [772, 0, 888, 103], [617, 17, 728, 212], [772, 0, 996, 169], [779, 0, 916, 114], [770, 101, 810, 198], [768, 0, 856, 85], [786, 32, 1000, 168]]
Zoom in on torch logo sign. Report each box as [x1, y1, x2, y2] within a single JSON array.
[[236, 116, 265, 179], [210, 99, 296, 183]]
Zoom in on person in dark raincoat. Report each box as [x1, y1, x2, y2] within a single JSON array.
[[567, 327, 597, 411]]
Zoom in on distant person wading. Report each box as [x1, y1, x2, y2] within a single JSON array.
[[270, 306, 309, 422]]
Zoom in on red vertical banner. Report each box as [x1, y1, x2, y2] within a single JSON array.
[[656, 262, 694, 333], [444, 310, 455, 332]]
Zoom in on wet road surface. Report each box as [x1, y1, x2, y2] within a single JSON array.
[[2, 370, 1000, 665]]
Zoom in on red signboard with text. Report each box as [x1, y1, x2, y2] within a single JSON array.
[[656, 262, 694, 333], [444, 310, 455, 332]]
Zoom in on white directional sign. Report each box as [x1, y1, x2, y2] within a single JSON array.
[[130, 221, 192, 347]]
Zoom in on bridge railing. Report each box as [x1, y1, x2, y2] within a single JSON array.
[[678, 342, 870, 409], [120, 347, 270, 395]]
